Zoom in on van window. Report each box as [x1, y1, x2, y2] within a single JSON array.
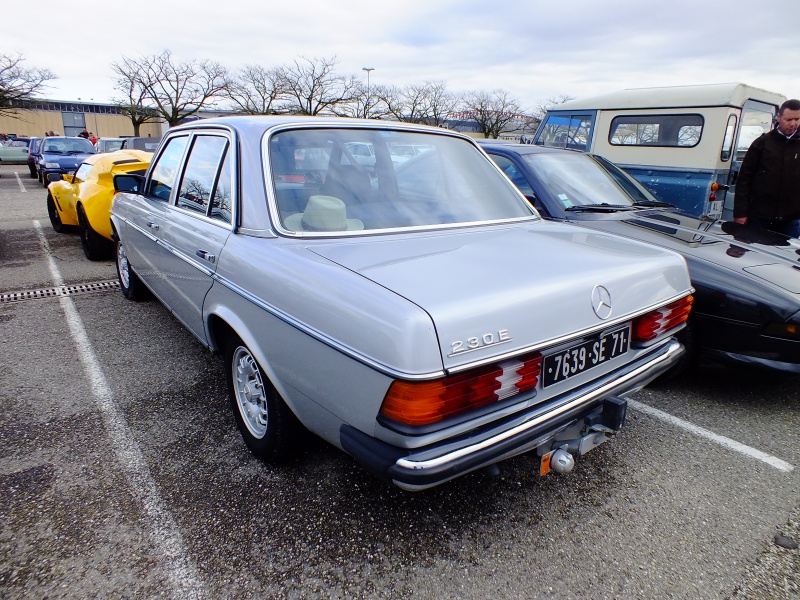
[[609, 114, 703, 147], [736, 103, 775, 160], [535, 114, 592, 151], [721, 114, 738, 162]]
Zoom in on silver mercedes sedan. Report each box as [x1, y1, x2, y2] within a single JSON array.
[[110, 116, 693, 491]]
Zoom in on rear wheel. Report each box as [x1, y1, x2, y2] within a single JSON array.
[[116, 239, 148, 300], [46, 193, 66, 233], [225, 336, 300, 462], [78, 206, 113, 260]]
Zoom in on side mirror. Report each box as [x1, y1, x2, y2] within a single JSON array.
[[47, 173, 63, 183], [114, 173, 145, 194]]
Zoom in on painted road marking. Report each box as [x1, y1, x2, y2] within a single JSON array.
[[14, 171, 27, 192], [33, 220, 207, 599], [629, 399, 794, 472]]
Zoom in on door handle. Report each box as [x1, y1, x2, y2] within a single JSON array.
[[147, 221, 160, 231], [196, 250, 216, 264]]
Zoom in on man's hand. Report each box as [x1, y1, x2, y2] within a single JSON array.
[[734, 217, 748, 225]]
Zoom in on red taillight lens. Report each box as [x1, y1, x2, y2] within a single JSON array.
[[380, 353, 543, 426], [632, 295, 694, 342]]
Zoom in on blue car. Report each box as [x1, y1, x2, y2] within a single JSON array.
[[37, 137, 96, 187]]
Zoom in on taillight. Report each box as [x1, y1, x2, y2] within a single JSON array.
[[380, 353, 543, 426], [632, 295, 694, 342]]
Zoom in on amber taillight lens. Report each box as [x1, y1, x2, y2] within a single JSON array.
[[632, 295, 694, 342], [380, 354, 543, 426]]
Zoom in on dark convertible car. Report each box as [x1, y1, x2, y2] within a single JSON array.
[[479, 141, 800, 375]]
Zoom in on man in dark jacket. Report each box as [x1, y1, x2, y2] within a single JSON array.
[[733, 98, 800, 237]]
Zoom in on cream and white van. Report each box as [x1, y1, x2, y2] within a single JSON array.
[[532, 83, 786, 220]]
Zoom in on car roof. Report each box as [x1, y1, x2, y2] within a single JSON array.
[[170, 115, 470, 139], [477, 140, 575, 157]]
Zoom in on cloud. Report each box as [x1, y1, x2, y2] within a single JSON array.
[[4, 0, 798, 107]]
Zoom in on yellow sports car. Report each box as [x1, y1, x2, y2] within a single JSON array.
[[47, 149, 152, 260]]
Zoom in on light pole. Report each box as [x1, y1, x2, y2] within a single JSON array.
[[362, 67, 375, 117]]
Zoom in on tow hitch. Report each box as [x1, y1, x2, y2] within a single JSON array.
[[540, 396, 627, 476]]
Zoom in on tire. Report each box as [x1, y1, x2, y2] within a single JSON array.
[[46, 193, 67, 233], [78, 206, 113, 261], [225, 336, 300, 462], [115, 239, 148, 301]]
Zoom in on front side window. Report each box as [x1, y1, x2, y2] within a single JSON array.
[[609, 114, 703, 147], [535, 114, 592, 151], [269, 129, 535, 234], [489, 154, 535, 196], [148, 136, 189, 201]]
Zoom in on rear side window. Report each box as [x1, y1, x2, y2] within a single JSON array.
[[176, 134, 232, 224], [609, 114, 703, 147]]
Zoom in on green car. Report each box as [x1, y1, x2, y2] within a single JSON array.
[[0, 141, 29, 164]]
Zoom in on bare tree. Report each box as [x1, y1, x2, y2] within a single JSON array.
[[418, 81, 460, 126], [0, 53, 56, 117], [460, 89, 522, 138], [332, 82, 392, 120], [115, 50, 232, 127], [379, 81, 460, 126], [278, 56, 360, 116], [225, 64, 286, 115], [110, 55, 160, 135], [526, 94, 575, 131]]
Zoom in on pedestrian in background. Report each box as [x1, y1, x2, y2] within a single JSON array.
[[77, 127, 89, 139], [734, 98, 800, 237]]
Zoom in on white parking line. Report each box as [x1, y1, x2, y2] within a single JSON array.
[[14, 171, 27, 192], [33, 220, 207, 599], [629, 399, 795, 472]]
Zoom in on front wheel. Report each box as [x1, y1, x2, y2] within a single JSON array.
[[46, 193, 66, 233], [115, 239, 148, 301], [225, 336, 300, 462]]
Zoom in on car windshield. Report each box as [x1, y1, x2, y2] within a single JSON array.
[[521, 151, 656, 209], [270, 128, 534, 233], [41, 138, 96, 154]]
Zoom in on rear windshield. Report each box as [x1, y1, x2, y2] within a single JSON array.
[[268, 128, 535, 234]]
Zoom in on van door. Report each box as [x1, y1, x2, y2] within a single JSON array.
[[723, 99, 779, 219]]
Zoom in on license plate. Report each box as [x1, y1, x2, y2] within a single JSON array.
[[542, 326, 630, 387]]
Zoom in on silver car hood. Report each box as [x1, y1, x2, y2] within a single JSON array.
[[309, 223, 690, 370]]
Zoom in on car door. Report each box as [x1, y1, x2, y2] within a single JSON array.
[[119, 134, 190, 303], [153, 132, 234, 341]]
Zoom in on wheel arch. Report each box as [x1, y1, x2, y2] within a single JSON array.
[[206, 309, 301, 420]]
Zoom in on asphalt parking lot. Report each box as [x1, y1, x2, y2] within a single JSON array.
[[0, 162, 797, 599]]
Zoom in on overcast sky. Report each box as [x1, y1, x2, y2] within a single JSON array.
[[6, 0, 799, 110]]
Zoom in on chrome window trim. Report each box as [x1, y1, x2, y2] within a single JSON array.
[[261, 123, 539, 238], [147, 125, 239, 229]]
